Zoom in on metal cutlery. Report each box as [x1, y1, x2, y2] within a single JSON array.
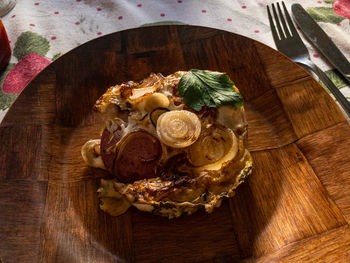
[[267, 2, 350, 117], [292, 3, 350, 83]]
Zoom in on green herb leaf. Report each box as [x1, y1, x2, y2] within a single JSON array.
[[178, 69, 242, 111]]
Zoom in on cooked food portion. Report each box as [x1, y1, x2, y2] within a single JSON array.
[[115, 131, 162, 183], [81, 70, 252, 218], [188, 126, 238, 170], [156, 110, 201, 148], [81, 139, 105, 169]]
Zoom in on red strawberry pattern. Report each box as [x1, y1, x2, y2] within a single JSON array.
[[333, 0, 350, 19], [2, 54, 51, 94]]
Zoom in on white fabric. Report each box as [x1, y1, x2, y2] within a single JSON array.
[[1, 0, 350, 120]]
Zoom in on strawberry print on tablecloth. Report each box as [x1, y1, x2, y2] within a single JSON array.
[[0, 0, 349, 120], [0, 31, 55, 111]]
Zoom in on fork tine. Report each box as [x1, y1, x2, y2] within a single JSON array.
[[267, 5, 280, 42], [277, 2, 291, 38], [272, 3, 285, 39], [282, 1, 298, 37]]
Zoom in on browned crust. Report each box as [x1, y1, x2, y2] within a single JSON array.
[[94, 73, 165, 112]]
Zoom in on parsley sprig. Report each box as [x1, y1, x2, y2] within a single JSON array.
[[178, 69, 243, 111]]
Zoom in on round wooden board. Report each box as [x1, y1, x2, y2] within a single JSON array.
[[1, 25, 350, 263]]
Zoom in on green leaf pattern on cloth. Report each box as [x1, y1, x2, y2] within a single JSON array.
[[0, 31, 52, 110], [0, 64, 15, 88], [319, 69, 350, 93], [0, 92, 17, 111], [306, 7, 345, 23], [325, 69, 349, 89], [52, 53, 62, 61], [0, 64, 18, 110], [140, 21, 186, 27], [13, 31, 50, 61], [0, 1, 349, 119]]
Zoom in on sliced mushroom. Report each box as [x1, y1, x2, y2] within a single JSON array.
[[128, 73, 164, 102], [81, 139, 106, 169], [144, 92, 170, 112], [129, 86, 157, 101], [100, 197, 131, 217], [98, 179, 131, 216], [99, 104, 129, 123], [156, 110, 201, 148]]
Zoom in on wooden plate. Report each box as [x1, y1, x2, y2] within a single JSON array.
[[1, 25, 350, 263]]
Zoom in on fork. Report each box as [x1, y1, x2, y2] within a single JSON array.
[[267, 2, 350, 117]]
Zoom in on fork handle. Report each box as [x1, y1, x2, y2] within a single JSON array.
[[298, 61, 350, 117]]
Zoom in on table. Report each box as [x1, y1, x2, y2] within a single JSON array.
[[0, 0, 349, 121], [1, 25, 350, 263]]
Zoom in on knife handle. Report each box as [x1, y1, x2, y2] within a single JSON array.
[[298, 60, 350, 117]]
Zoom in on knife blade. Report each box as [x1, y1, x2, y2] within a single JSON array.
[[291, 3, 350, 82]]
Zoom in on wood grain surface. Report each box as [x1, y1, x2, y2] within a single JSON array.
[[1, 25, 350, 263]]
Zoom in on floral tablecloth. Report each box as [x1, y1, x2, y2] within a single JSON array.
[[1, 0, 349, 121]]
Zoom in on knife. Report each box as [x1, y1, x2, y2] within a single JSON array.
[[292, 3, 350, 83]]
